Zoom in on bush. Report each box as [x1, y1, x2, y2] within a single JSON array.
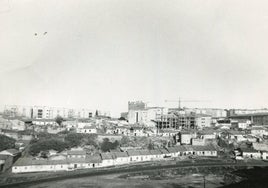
[[0, 135, 16, 151]]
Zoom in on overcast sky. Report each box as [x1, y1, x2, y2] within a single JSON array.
[[0, 0, 268, 116]]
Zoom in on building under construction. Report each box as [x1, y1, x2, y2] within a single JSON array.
[[154, 112, 196, 130]]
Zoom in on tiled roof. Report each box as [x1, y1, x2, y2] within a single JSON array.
[[241, 148, 259, 153], [100, 152, 114, 160], [111, 152, 129, 158], [159, 148, 169, 154], [139, 150, 151, 156], [166, 147, 178, 153], [67, 150, 86, 155], [149, 149, 162, 155], [86, 154, 102, 163], [127, 150, 141, 156]]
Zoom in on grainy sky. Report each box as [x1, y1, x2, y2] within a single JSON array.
[[0, 0, 268, 116]]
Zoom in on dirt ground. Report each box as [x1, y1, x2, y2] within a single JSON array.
[[27, 172, 224, 188]]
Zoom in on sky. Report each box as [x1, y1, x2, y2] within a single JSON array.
[[0, 0, 268, 117]]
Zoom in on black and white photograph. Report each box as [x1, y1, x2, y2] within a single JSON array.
[[1, 0, 268, 187]]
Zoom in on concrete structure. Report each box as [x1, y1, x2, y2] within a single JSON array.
[[3, 105, 94, 119], [180, 131, 197, 145], [229, 112, 268, 126], [195, 115, 212, 129], [185, 108, 227, 118]]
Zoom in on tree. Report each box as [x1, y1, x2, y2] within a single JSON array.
[[95, 110, 99, 117], [100, 138, 119, 152], [118, 117, 127, 121], [29, 139, 67, 156], [120, 136, 130, 146], [148, 142, 154, 150], [55, 115, 64, 126], [0, 135, 16, 151], [65, 133, 84, 148]]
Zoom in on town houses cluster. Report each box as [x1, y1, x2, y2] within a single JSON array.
[[1, 101, 268, 174]]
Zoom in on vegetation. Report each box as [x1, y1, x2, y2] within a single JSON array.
[[118, 117, 127, 121], [55, 115, 64, 126], [100, 138, 119, 152], [30, 132, 55, 144], [27, 132, 99, 157], [0, 135, 16, 151], [64, 133, 98, 148], [29, 139, 67, 156]]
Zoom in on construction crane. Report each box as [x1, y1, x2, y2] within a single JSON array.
[[165, 98, 210, 110]]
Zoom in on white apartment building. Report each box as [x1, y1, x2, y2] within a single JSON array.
[[185, 108, 227, 118], [195, 115, 212, 129], [128, 107, 168, 124], [3, 105, 94, 119]]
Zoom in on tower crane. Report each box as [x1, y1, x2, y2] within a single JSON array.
[[165, 98, 210, 110]]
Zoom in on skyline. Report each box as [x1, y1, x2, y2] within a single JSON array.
[[1, 0, 268, 116]]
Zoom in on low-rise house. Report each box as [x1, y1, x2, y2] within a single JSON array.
[[251, 126, 267, 137], [130, 127, 146, 137], [253, 142, 268, 152], [9, 119, 26, 131], [15, 140, 30, 151], [47, 126, 66, 134], [12, 158, 70, 173], [245, 135, 258, 143], [199, 130, 217, 140], [48, 150, 58, 156], [19, 134, 33, 141], [149, 149, 163, 160], [115, 126, 130, 136], [77, 122, 93, 129], [100, 152, 114, 166], [0, 149, 21, 157], [160, 130, 178, 137], [48, 154, 66, 161], [111, 152, 130, 165], [86, 154, 102, 168], [67, 149, 86, 158], [175, 145, 188, 156], [241, 148, 261, 159], [76, 125, 97, 134], [1, 129, 19, 140], [12, 154, 103, 173], [105, 127, 115, 134], [235, 119, 251, 130], [127, 150, 143, 162], [229, 131, 246, 142], [32, 119, 57, 126], [139, 150, 152, 161], [159, 148, 171, 158], [166, 147, 179, 157], [98, 134, 122, 142], [192, 138, 205, 146], [180, 131, 196, 145]]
